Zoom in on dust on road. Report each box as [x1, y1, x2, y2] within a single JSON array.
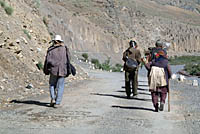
[[0, 68, 189, 134]]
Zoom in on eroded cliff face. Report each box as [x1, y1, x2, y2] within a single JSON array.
[[38, 0, 200, 58]]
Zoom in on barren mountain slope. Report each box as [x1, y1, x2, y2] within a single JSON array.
[[43, 0, 200, 56], [151, 0, 200, 14]]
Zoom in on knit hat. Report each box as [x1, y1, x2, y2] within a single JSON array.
[[155, 40, 163, 47]]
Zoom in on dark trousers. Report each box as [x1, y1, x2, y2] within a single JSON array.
[[151, 86, 168, 108], [125, 69, 138, 97]]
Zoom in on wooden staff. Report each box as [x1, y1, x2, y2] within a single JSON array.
[[168, 82, 170, 112]]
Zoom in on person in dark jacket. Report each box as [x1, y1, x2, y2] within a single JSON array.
[[143, 45, 171, 112], [43, 35, 69, 108], [122, 40, 141, 98], [150, 40, 167, 61]]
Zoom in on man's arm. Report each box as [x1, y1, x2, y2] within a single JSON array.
[[122, 50, 128, 62], [136, 50, 142, 64]]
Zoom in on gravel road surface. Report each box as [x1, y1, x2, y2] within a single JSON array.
[[0, 67, 197, 134]]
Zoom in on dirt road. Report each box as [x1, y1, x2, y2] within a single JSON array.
[[0, 68, 188, 134]]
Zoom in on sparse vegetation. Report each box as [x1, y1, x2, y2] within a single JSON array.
[[23, 29, 31, 40], [0, 0, 14, 15], [169, 56, 200, 65], [0, 0, 5, 8], [184, 63, 200, 76], [100, 57, 111, 71], [91, 58, 122, 72], [35, 0, 40, 8], [4, 6, 13, 15], [82, 53, 89, 62], [36, 61, 43, 70], [111, 64, 123, 72], [169, 55, 200, 76], [43, 16, 49, 27], [91, 58, 101, 69]]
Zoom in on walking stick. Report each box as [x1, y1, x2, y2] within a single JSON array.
[[168, 82, 170, 112]]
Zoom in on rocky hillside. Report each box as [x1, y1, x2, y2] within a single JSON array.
[[38, 0, 200, 57], [151, 0, 200, 14], [0, 0, 200, 106]]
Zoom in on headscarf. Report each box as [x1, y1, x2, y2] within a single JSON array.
[[155, 50, 168, 62]]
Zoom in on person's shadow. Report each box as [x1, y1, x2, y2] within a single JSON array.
[[112, 105, 155, 112], [10, 100, 50, 107], [91, 93, 151, 102]]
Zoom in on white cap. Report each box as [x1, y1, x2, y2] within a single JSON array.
[[52, 35, 64, 42]]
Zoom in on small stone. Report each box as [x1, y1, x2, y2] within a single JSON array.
[[14, 50, 22, 54], [0, 86, 4, 90], [0, 30, 3, 36], [0, 43, 5, 48], [192, 80, 198, 86], [171, 74, 177, 79], [178, 75, 186, 82], [16, 39, 20, 44], [37, 48, 41, 52], [6, 24, 10, 30], [1, 79, 7, 82], [9, 42, 15, 46], [30, 47, 34, 51], [26, 84, 33, 89], [21, 37, 28, 44]]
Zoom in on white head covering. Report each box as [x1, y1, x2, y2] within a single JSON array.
[[52, 35, 64, 42]]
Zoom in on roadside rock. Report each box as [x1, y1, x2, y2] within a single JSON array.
[[192, 80, 198, 87], [26, 84, 34, 89], [0, 30, 3, 36], [0, 86, 4, 91], [171, 74, 177, 79], [178, 75, 186, 82]]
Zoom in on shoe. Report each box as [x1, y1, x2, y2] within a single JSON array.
[[50, 99, 55, 107], [132, 93, 138, 98], [133, 93, 138, 96], [159, 103, 164, 111], [54, 104, 61, 108], [155, 103, 159, 112]]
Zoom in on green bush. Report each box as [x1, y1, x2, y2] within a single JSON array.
[[43, 17, 48, 27], [111, 64, 123, 72], [169, 56, 200, 65], [91, 58, 122, 72], [4, 6, 13, 15], [0, 0, 14, 15], [99, 57, 111, 71], [82, 53, 89, 62], [100, 62, 111, 71], [91, 58, 101, 69], [23, 29, 31, 40], [184, 63, 200, 76], [0, 0, 5, 8], [36, 61, 43, 70], [35, 0, 40, 8]]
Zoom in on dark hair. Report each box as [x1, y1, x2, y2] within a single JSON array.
[[129, 40, 137, 47], [155, 40, 163, 47], [54, 40, 63, 44]]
